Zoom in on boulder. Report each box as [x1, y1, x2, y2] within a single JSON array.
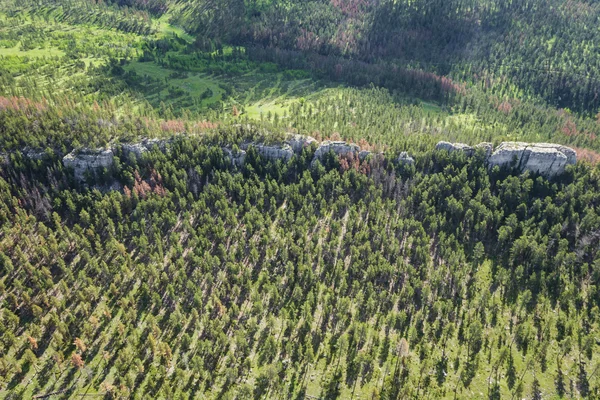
[[63, 148, 114, 182], [313, 141, 360, 161], [397, 151, 415, 165], [287, 134, 317, 154], [488, 142, 576, 177]]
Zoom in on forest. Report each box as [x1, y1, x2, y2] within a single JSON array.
[[1, 0, 600, 399]]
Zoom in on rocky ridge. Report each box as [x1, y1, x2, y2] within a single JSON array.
[[18, 135, 578, 183]]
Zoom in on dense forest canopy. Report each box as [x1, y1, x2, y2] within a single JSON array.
[[1, 0, 600, 399]]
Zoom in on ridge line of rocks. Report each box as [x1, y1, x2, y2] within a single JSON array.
[[14, 135, 578, 182]]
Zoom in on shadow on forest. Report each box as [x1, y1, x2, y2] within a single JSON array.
[[365, 0, 483, 69]]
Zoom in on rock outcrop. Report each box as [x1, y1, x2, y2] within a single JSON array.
[[243, 143, 294, 162], [63, 148, 114, 181], [436, 141, 493, 159], [223, 148, 247, 167], [488, 142, 576, 177], [287, 134, 317, 154], [121, 143, 147, 157], [435, 140, 576, 176], [122, 138, 169, 158], [533, 143, 577, 165], [436, 141, 475, 156], [313, 141, 360, 161], [23, 148, 46, 160], [397, 152, 415, 165], [20, 136, 578, 184]]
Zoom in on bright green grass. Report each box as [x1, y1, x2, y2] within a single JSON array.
[[244, 101, 291, 119], [156, 19, 194, 43], [242, 79, 322, 119], [124, 57, 334, 118], [124, 61, 224, 107], [0, 44, 65, 58]]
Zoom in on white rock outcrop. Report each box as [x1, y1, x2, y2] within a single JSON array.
[[313, 141, 360, 161], [63, 148, 114, 181], [287, 135, 317, 154], [533, 143, 577, 165], [488, 142, 576, 177]]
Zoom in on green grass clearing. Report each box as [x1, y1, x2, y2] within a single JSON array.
[[0, 44, 65, 58], [156, 18, 194, 43], [124, 61, 224, 109]]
